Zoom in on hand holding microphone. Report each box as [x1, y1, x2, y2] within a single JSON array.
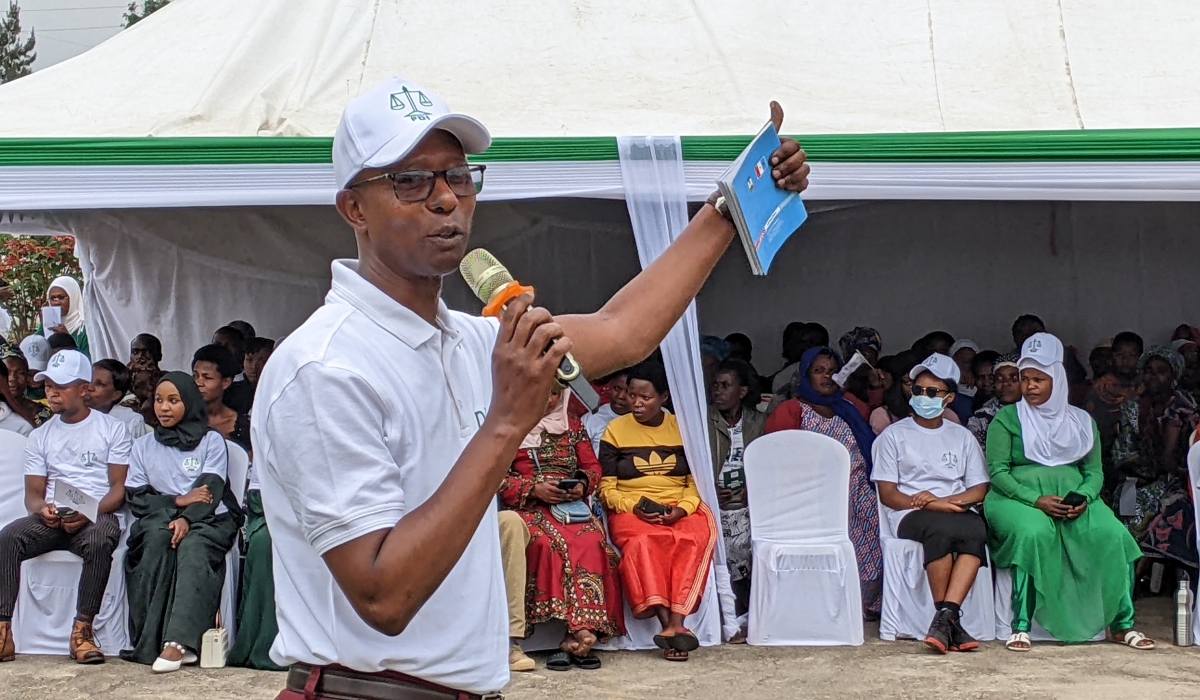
[[488, 291, 574, 438], [460, 249, 601, 411]]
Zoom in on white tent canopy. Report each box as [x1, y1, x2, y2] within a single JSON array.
[[0, 0, 1198, 368]]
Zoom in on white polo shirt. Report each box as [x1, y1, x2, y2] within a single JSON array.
[[871, 417, 989, 532], [252, 260, 506, 694]]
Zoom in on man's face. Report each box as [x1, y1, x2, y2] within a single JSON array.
[[711, 370, 748, 414], [336, 130, 477, 281], [1112, 342, 1141, 379], [3, 358, 27, 395], [130, 337, 157, 369], [608, 375, 631, 415], [44, 379, 88, 414], [244, 349, 272, 384]]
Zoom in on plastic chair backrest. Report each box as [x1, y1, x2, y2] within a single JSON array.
[[744, 429, 850, 542], [0, 431, 28, 525], [225, 441, 249, 505]]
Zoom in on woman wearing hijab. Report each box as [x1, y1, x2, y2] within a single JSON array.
[[985, 333, 1153, 652], [39, 276, 89, 358], [764, 346, 884, 618], [599, 361, 716, 662], [122, 372, 243, 672], [1110, 346, 1198, 569], [500, 386, 623, 671]]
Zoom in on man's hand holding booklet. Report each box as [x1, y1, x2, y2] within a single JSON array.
[[718, 119, 809, 275]]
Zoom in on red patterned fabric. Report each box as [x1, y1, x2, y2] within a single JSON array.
[[500, 418, 625, 639]]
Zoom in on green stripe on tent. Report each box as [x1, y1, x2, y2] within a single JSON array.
[[0, 128, 1199, 166]]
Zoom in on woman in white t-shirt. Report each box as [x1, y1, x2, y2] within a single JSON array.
[[88, 359, 150, 439], [872, 354, 990, 656], [122, 372, 242, 673]]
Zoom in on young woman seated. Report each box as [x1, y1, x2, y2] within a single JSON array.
[[872, 354, 990, 654], [599, 361, 717, 662], [123, 372, 243, 672]]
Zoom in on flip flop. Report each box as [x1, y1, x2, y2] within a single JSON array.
[[664, 648, 689, 662], [570, 652, 602, 670], [668, 628, 700, 652], [546, 651, 572, 671], [652, 634, 672, 650]]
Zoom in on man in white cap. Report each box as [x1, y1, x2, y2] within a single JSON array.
[[872, 353, 990, 655], [0, 349, 131, 664], [253, 77, 809, 699]]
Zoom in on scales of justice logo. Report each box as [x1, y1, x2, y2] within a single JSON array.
[[390, 86, 434, 122]]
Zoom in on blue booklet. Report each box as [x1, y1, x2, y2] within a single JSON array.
[[717, 122, 808, 275]]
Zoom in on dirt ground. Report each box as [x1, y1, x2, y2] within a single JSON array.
[[0, 598, 1196, 700]]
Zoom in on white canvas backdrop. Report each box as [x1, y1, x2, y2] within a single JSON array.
[[8, 199, 1200, 369]]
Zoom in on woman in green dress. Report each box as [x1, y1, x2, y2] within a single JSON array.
[[122, 372, 243, 672], [985, 333, 1155, 652], [227, 464, 287, 671]]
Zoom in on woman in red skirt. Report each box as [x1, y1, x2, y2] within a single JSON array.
[[599, 360, 717, 662], [500, 387, 625, 671]]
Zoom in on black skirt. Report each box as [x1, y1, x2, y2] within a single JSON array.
[[896, 509, 988, 567]]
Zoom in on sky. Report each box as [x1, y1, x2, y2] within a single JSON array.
[[12, 0, 128, 71]]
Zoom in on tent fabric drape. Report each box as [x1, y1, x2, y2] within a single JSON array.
[[7, 161, 1200, 211], [617, 135, 739, 642]]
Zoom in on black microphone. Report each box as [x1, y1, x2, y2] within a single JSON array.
[[459, 248, 601, 411]]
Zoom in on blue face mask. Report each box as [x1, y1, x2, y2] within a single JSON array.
[[909, 394, 946, 420]]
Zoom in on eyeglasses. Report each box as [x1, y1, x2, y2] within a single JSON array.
[[911, 386, 950, 398], [350, 165, 486, 202]]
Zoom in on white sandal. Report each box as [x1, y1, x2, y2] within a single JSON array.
[[1111, 630, 1155, 650], [151, 641, 198, 673], [1005, 632, 1032, 652]]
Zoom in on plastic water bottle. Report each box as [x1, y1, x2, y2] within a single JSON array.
[[1175, 576, 1194, 647]]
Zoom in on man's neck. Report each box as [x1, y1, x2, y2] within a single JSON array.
[[720, 405, 743, 426], [358, 254, 444, 326], [913, 414, 944, 430], [59, 405, 90, 425]]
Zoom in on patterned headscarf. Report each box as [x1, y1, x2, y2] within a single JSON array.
[[0, 343, 22, 362], [699, 335, 731, 361], [1140, 345, 1185, 383], [838, 327, 882, 362], [994, 353, 1019, 370]]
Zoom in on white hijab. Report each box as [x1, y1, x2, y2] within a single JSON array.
[[1015, 333, 1094, 466], [47, 276, 85, 334]]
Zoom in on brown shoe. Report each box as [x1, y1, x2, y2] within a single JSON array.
[[69, 620, 105, 664], [0, 621, 14, 662]]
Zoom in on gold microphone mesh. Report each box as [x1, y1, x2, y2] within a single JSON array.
[[459, 248, 514, 303]]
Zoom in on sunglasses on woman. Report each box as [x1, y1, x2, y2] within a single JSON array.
[[911, 386, 951, 398]]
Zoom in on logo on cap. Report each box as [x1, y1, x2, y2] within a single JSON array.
[[390, 86, 434, 122], [50, 354, 66, 368], [1027, 337, 1042, 353]]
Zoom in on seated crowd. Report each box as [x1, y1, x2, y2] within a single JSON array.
[[0, 279, 1192, 675]]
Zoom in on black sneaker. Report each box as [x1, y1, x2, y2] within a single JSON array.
[[923, 608, 954, 654], [949, 615, 979, 652]]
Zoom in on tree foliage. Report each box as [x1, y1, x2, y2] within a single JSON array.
[[0, 235, 82, 340], [0, 1, 35, 84], [124, 0, 171, 28]]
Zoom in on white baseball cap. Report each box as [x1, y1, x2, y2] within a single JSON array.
[[910, 352, 962, 385], [18, 335, 50, 372], [34, 349, 92, 386], [333, 77, 492, 190]]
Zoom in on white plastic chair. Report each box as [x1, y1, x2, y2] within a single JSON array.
[[1188, 442, 1200, 643], [876, 498, 996, 642], [0, 430, 131, 655], [221, 441, 250, 648], [744, 430, 863, 646]]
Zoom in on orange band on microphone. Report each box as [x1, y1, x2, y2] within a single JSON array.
[[482, 283, 535, 318]]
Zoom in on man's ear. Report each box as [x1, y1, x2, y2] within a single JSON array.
[[335, 189, 369, 234]]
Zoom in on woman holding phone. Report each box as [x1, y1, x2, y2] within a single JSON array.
[[599, 361, 717, 663], [985, 333, 1153, 652], [499, 385, 624, 671]]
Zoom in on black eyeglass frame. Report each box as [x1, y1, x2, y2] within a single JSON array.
[[911, 386, 952, 398], [348, 164, 487, 202]]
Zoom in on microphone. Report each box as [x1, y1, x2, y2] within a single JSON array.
[[459, 249, 601, 411]]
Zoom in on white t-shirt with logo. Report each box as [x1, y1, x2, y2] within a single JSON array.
[[127, 431, 230, 516], [253, 260, 507, 694], [108, 404, 151, 440], [871, 417, 989, 532], [25, 409, 133, 503]]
